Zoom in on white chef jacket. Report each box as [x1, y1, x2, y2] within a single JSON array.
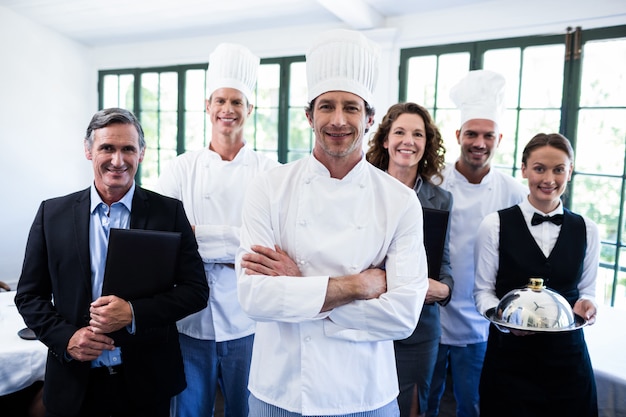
[[473, 197, 599, 316], [156, 144, 278, 341], [438, 163, 527, 346], [236, 155, 428, 414]]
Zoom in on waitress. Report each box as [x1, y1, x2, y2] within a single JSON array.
[[366, 102, 453, 417], [473, 133, 599, 417]]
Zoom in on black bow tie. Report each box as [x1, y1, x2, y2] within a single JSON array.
[[531, 213, 564, 226]]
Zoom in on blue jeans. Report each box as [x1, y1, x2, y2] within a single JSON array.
[[173, 333, 254, 417], [425, 342, 486, 417]]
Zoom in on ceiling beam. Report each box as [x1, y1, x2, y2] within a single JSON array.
[[317, 0, 384, 30]]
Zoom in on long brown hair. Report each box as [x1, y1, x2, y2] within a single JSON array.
[[366, 102, 446, 184]]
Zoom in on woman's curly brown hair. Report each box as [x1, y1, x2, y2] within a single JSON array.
[[366, 102, 446, 184]]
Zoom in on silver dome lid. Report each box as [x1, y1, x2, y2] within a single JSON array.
[[485, 278, 587, 332]]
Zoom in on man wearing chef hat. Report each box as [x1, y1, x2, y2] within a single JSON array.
[[157, 42, 278, 417], [236, 29, 428, 416], [426, 70, 527, 417]]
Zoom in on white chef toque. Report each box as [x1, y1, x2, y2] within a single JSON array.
[[206, 43, 260, 104], [450, 69, 506, 127], [306, 29, 381, 104]]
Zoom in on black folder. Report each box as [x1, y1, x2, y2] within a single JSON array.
[[422, 208, 449, 278], [102, 228, 182, 300]]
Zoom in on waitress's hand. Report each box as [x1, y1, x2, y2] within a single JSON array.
[[424, 279, 450, 304], [574, 299, 597, 325]]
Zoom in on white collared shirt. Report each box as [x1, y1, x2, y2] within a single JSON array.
[[438, 163, 528, 345], [473, 197, 600, 315], [236, 155, 428, 414], [156, 144, 278, 341]]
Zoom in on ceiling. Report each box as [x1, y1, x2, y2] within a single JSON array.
[[0, 0, 484, 47]]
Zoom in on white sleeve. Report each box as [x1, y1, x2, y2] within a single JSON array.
[[474, 212, 501, 316], [194, 224, 240, 264], [236, 174, 329, 323], [578, 217, 600, 303], [156, 156, 241, 264], [155, 159, 182, 201]]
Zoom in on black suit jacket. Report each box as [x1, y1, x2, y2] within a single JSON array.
[[15, 186, 208, 416]]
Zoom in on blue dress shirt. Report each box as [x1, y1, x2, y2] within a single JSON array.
[[88, 183, 135, 368]]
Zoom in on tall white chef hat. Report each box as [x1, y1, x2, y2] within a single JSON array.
[[450, 69, 506, 127], [306, 29, 381, 104], [206, 43, 260, 104]]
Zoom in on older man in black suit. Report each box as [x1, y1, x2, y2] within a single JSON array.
[[15, 108, 208, 417]]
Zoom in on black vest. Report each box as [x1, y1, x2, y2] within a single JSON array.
[[496, 205, 586, 306]]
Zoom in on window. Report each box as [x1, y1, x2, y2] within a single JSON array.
[[572, 30, 626, 309], [99, 57, 307, 190], [399, 25, 626, 308]]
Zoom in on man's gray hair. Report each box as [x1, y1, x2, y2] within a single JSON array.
[[84, 108, 146, 151]]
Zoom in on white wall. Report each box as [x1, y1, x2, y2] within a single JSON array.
[[0, 6, 95, 288]]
